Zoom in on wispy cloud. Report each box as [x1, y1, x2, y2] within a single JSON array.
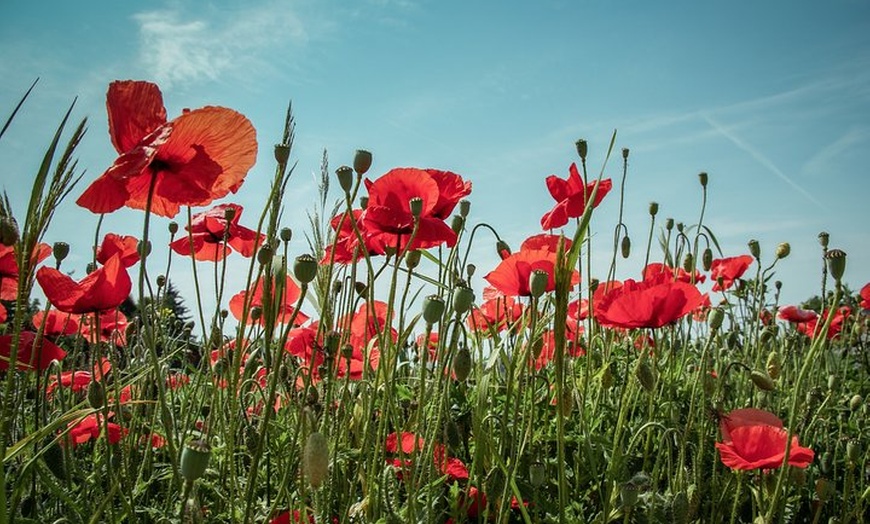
[[700, 113, 828, 211], [802, 126, 870, 177], [133, 3, 311, 88]]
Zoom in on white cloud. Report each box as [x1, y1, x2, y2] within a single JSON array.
[[802, 127, 870, 177]]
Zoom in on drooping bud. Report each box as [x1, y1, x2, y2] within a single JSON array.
[[750, 370, 776, 391], [698, 172, 708, 188], [303, 431, 329, 488], [87, 381, 105, 409], [353, 150, 372, 175], [52, 242, 69, 262], [459, 199, 471, 218], [648, 202, 659, 217], [452, 286, 475, 315], [274, 144, 291, 164], [766, 351, 781, 380], [818, 231, 830, 249], [620, 235, 631, 259], [825, 249, 847, 281], [453, 347, 472, 382], [0, 216, 19, 246], [702, 247, 713, 271], [180, 439, 211, 482], [748, 239, 761, 260], [409, 197, 424, 218], [575, 139, 588, 160], [636, 360, 656, 392], [294, 254, 318, 285], [496, 239, 511, 259], [354, 281, 367, 297], [529, 269, 549, 298], [682, 252, 694, 274], [280, 227, 293, 243], [422, 295, 445, 325]]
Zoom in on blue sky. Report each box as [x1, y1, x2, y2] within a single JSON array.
[[2, 0, 869, 320]]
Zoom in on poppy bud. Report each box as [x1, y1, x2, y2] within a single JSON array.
[[156, 274, 166, 288], [137, 240, 151, 258], [180, 439, 211, 482], [589, 278, 600, 293], [459, 199, 471, 218], [359, 196, 369, 210], [304, 431, 329, 488], [636, 360, 656, 392], [676, 222, 685, 233], [409, 197, 424, 218], [274, 144, 290, 164], [0, 216, 19, 246], [622, 147, 630, 160], [620, 482, 640, 508], [257, 245, 273, 266], [250, 306, 262, 322], [698, 172, 708, 188], [466, 264, 476, 279], [825, 249, 847, 282], [846, 439, 861, 464], [702, 247, 713, 271], [748, 239, 760, 260], [354, 281, 367, 297], [453, 347, 472, 382], [340, 344, 354, 359], [648, 201, 659, 217], [332, 280, 342, 295], [849, 394, 862, 411], [422, 295, 445, 325], [750, 370, 776, 391], [452, 286, 475, 315], [336, 166, 354, 194], [52, 242, 69, 263], [601, 363, 613, 389], [665, 218, 674, 231], [324, 331, 340, 358], [826, 374, 837, 391], [280, 227, 293, 243], [708, 308, 724, 331], [294, 254, 318, 285], [620, 235, 631, 259], [496, 239, 511, 259], [766, 351, 781, 380], [575, 139, 588, 160], [529, 269, 549, 298], [87, 381, 105, 409], [405, 249, 421, 269], [775, 280, 782, 291], [167, 222, 178, 236], [760, 326, 776, 344], [815, 478, 834, 502], [353, 150, 372, 175], [775, 242, 790, 259], [682, 252, 694, 274], [818, 231, 829, 249], [529, 461, 546, 488], [451, 215, 464, 234]]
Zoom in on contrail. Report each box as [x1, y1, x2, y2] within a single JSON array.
[[700, 113, 827, 210]]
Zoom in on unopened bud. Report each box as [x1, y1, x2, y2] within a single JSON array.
[[748, 239, 761, 260], [750, 370, 776, 391], [636, 360, 656, 392], [250, 306, 262, 322], [168, 221, 179, 235], [529, 269, 549, 298], [354, 281, 367, 297], [452, 286, 475, 315], [665, 218, 674, 231], [648, 202, 659, 217], [846, 440, 861, 463], [359, 196, 369, 209], [52, 242, 69, 262], [353, 150, 372, 175], [450, 215, 464, 234], [775, 242, 790, 259], [257, 245, 273, 266], [825, 249, 846, 281], [87, 381, 105, 409], [422, 295, 445, 325], [698, 172, 708, 188], [676, 222, 685, 233], [303, 431, 329, 488], [708, 308, 724, 331], [280, 227, 293, 243], [849, 394, 863, 411], [156, 274, 166, 288], [293, 254, 318, 284], [575, 139, 587, 160], [622, 147, 630, 160], [827, 374, 838, 391], [466, 264, 476, 279], [702, 248, 713, 271], [405, 249, 421, 269], [453, 347, 472, 382], [137, 240, 151, 259], [274, 144, 291, 164], [496, 239, 511, 259], [620, 235, 631, 259], [682, 252, 694, 274], [0, 217, 19, 246], [336, 166, 354, 194], [766, 351, 781, 380]]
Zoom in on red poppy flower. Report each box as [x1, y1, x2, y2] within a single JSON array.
[[80, 309, 129, 346], [36, 254, 131, 314], [467, 290, 525, 333], [384, 431, 468, 482], [229, 275, 309, 326], [0, 331, 67, 371], [795, 307, 850, 340], [96, 233, 140, 268], [642, 262, 706, 284], [46, 358, 111, 398], [860, 283, 870, 310], [533, 330, 585, 370], [0, 304, 6, 324], [777, 305, 818, 324], [65, 413, 127, 447], [540, 163, 612, 230], [0, 243, 52, 300], [715, 408, 814, 470], [362, 168, 471, 253], [169, 203, 265, 261], [594, 271, 706, 329], [32, 310, 81, 336], [269, 510, 316, 524], [321, 209, 386, 264], [484, 235, 579, 297], [710, 255, 753, 291], [76, 80, 258, 218]]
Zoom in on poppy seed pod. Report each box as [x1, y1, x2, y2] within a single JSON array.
[[529, 462, 546, 488], [825, 249, 847, 281], [303, 431, 329, 488], [708, 307, 724, 331], [274, 143, 290, 164], [422, 294, 445, 325], [575, 139, 588, 160], [409, 197, 424, 218], [52, 242, 70, 262], [336, 165, 354, 194], [750, 370, 776, 391], [180, 439, 211, 482], [648, 201, 659, 217], [698, 172, 708, 188], [280, 227, 293, 243], [466, 264, 476, 279], [452, 285, 475, 315], [818, 231, 830, 249], [453, 347, 472, 382], [137, 240, 152, 258], [622, 147, 630, 160], [846, 440, 861, 463], [702, 247, 713, 271], [0, 216, 19, 246], [665, 218, 674, 231], [620, 235, 631, 259], [450, 215, 464, 234], [748, 239, 761, 260], [257, 245, 273, 266], [353, 149, 372, 175], [324, 331, 340, 358], [294, 254, 318, 285], [775, 242, 790, 259], [223, 205, 236, 222], [529, 269, 549, 298], [405, 249, 421, 269]]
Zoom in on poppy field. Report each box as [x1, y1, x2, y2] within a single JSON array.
[[1, 80, 868, 523]]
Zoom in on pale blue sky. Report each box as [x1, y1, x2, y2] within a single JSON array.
[[2, 0, 869, 318]]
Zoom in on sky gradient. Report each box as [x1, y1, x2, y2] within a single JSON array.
[[2, 0, 869, 321]]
